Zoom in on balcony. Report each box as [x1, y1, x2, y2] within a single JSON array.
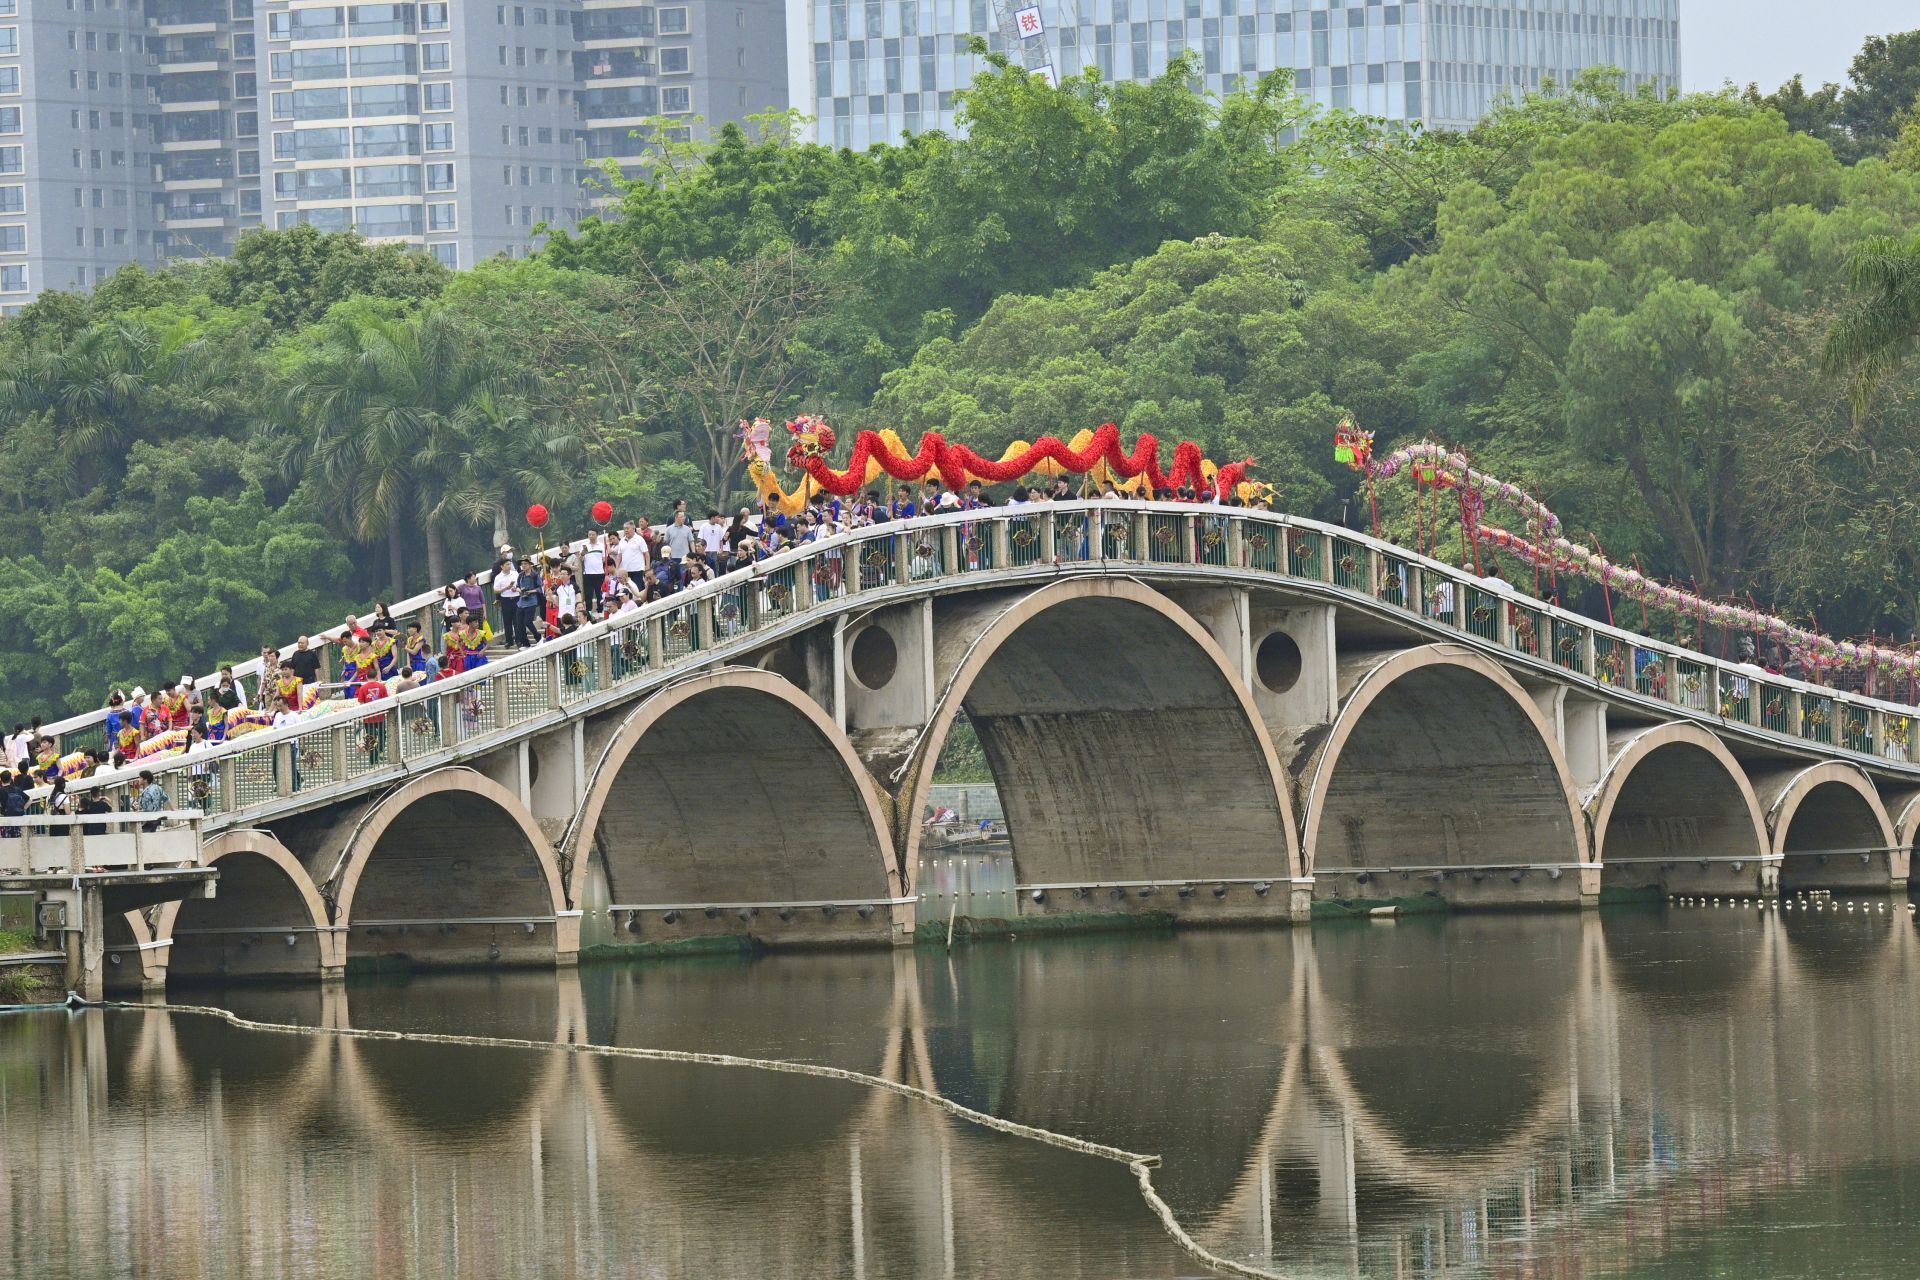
[[159, 153, 233, 180], [149, 44, 230, 70], [576, 49, 656, 81], [164, 200, 236, 228], [575, 16, 657, 45], [148, 0, 227, 32]]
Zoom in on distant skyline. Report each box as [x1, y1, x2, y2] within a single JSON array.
[[1683, 0, 1915, 93]]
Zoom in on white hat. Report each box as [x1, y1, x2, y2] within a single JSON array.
[[938, 491, 960, 509], [129, 686, 147, 700]]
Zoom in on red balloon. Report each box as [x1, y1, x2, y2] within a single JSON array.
[[525, 503, 550, 528], [590, 500, 613, 524]]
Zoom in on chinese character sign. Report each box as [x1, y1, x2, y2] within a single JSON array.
[[1014, 5, 1044, 37], [1033, 62, 1058, 88]]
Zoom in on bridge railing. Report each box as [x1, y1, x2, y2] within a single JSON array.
[[0, 811, 206, 877], [36, 502, 1920, 821], [37, 535, 602, 760]]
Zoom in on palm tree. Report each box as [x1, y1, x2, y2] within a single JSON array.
[[0, 316, 244, 491], [278, 307, 549, 594], [1825, 234, 1920, 414]]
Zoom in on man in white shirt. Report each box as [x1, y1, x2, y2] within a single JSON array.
[[619, 525, 650, 581], [697, 510, 729, 570], [492, 557, 523, 648], [1, 724, 27, 769]]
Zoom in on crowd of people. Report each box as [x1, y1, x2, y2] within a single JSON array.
[[0, 479, 1260, 799]]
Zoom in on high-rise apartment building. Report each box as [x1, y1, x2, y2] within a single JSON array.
[[0, 0, 789, 309], [792, 0, 1680, 149]]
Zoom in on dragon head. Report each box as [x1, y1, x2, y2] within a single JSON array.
[[785, 415, 836, 466]]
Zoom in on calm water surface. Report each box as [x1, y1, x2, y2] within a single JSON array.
[[6, 908, 1920, 1279]]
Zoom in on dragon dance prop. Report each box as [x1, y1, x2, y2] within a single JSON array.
[[747, 419, 1254, 517], [1345, 429, 1920, 680]]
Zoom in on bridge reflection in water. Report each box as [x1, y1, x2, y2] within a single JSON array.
[[8, 911, 1920, 1278]]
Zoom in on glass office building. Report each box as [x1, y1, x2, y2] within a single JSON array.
[[790, 0, 1680, 149]]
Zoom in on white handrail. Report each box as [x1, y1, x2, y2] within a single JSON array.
[[33, 501, 1920, 818], [36, 534, 598, 746]]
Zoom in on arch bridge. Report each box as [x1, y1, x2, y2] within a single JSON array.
[[51, 501, 1919, 990]]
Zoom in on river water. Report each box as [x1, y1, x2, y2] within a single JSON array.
[[5, 907, 1920, 1279]]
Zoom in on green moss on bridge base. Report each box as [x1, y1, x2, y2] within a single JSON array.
[[578, 936, 761, 964], [1597, 884, 1667, 906], [1310, 894, 1451, 921], [915, 912, 1177, 945]]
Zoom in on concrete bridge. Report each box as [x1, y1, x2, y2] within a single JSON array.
[[44, 500, 1920, 990]]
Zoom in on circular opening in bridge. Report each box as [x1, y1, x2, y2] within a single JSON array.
[[849, 625, 898, 691], [1255, 630, 1303, 694]]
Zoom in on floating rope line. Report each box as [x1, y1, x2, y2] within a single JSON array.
[[99, 1002, 1289, 1280]]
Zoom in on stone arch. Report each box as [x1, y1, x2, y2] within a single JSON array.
[[152, 830, 340, 984], [104, 910, 166, 994], [330, 767, 573, 968], [569, 669, 901, 944], [900, 578, 1300, 922], [1763, 763, 1898, 893], [1300, 645, 1588, 905], [1588, 723, 1767, 897], [1892, 792, 1920, 890]]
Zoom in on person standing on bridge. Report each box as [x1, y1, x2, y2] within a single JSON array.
[[515, 559, 545, 647], [136, 770, 166, 831], [493, 558, 523, 649]]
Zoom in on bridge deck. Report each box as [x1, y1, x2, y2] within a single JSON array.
[[33, 502, 1920, 831]]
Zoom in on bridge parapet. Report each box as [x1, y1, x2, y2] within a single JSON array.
[[30, 502, 1920, 862]]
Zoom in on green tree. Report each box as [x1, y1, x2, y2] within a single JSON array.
[[212, 224, 449, 330], [1825, 233, 1920, 411], [277, 305, 558, 592], [1400, 106, 1920, 592]]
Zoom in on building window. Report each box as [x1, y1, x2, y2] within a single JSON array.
[[662, 87, 691, 114], [420, 2, 450, 31], [422, 41, 451, 71], [424, 82, 451, 111], [425, 123, 454, 151], [0, 107, 17, 134], [425, 162, 455, 192], [427, 201, 456, 231], [235, 73, 257, 100], [0, 28, 17, 56], [662, 47, 690, 74], [0, 146, 20, 175], [0, 265, 26, 293], [0, 2, 16, 16], [659, 7, 689, 34], [0, 225, 22, 253], [0, 68, 17, 95], [431, 242, 457, 268], [0, 185, 19, 213]]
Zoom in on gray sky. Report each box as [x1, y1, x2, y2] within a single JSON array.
[[1683, 0, 1916, 93]]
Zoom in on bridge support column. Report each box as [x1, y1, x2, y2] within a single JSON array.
[[1290, 879, 1313, 922]]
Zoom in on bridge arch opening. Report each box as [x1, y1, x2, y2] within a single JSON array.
[[1303, 646, 1587, 906], [906, 579, 1300, 923], [334, 768, 570, 970], [156, 833, 335, 984], [571, 670, 900, 945], [1591, 725, 1767, 898], [1769, 765, 1897, 894]]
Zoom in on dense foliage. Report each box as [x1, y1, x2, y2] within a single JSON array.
[[7, 40, 1920, 718]]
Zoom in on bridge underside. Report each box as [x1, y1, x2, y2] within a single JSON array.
[[592, 680, 897, 948], [1777, 780, 1895, 893], [341, 788, 564, 970], [953, 592, 1297, 923], [1599, 740, 1766, 898], [1308, 658, 1585, 908], [166, 850, 331, 983]]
